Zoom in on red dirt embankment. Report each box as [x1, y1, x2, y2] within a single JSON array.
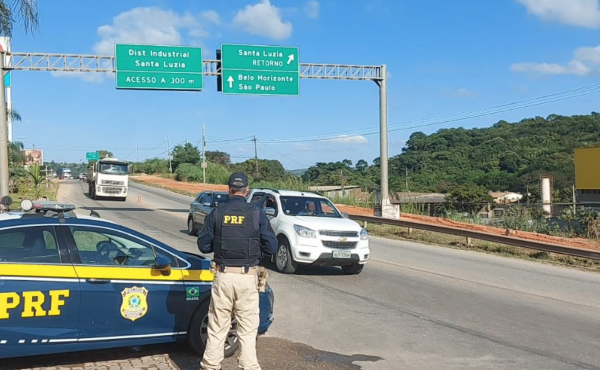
[[133, 175, 600, 252]]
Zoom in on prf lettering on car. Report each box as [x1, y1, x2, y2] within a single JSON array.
[[0, 290, 70, 319], [222, 215, 245, 225]]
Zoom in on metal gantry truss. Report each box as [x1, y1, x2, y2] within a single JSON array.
[[2, 51, 391, 206], [7, 52, 384, 81]]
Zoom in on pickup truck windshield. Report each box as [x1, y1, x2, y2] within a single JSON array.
[[99, 163, 128, 175], [280, 196, 341, 218]]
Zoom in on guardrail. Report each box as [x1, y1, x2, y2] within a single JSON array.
[[349, 214, 600, 261]]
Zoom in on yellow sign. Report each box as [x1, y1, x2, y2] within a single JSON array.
[[223, 215, 245, 224], [120, 286, 148, 322], [0, 289, 70, 319], [575, 147, 600, 189]]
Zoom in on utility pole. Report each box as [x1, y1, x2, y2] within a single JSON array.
[[167, 134, 172, 174], [202, 123, 206, 186], [405, 166, 409, 192], [253, 135, 259, 179], [377, 64, 389, 206], [136, 144, 139, 162], [0, 50, 9, 197]]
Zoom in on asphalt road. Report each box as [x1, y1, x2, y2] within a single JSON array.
[[12, 179, 600, 370]]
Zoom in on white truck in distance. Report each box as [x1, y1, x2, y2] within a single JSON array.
[[87, 157, 129, 201]]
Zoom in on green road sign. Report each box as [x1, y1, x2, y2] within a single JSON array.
[[220, 43, 299, 96], [86, 152, 99, 161], [115, 44, 203, 91]]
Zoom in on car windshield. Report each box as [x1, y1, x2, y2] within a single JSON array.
[[99, 163, 128, 175], [280, 196, 341, 218], [213, 193, 230, 205]]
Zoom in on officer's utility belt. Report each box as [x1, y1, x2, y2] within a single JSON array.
[[217, 265, 259, 275]]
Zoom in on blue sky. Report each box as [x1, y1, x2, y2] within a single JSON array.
[[8, 0, 600, 170]]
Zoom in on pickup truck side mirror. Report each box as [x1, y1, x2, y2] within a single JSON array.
[[342, 212, 349, 218], [265, 207, 276, 217]]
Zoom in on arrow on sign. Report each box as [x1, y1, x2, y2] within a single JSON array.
[[287, 54, 295, 65], [227, 76, 234, 88]]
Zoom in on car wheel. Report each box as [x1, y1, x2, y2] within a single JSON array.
[[187, 300, 240, 358], [275, 238, 297, 274], [188, 217, 198, 236], [341, 263, 364, 275]]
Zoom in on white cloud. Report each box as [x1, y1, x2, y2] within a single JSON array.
[[233, 0, 293, 40], [449, 88, 475, 98], [516, 0, 600, 28], [93, 7, 200, 55], [327, 135, 369, 144], [52, 7, 219, 83], [201, 10, 220, 25], [511, 44, 600, 76], [304, 1, 320, 19]]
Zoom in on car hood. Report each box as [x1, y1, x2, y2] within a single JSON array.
[[291, 216, 361, 231]]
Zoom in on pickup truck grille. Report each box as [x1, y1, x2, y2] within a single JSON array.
[[102, 186, 124, 194], [319, 230, 359, 238], [101, 180, 124, 186], [322, 241, 357, 249]]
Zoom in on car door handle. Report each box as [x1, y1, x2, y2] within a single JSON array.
[[86, 278, 111, 284]]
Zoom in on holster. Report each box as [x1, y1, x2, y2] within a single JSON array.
[[210, 261, 217, 275], [257, 266, 268, 293]]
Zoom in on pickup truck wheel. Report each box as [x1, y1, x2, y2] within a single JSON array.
[[188, 217, 198, 236], [341, 263, 364, 275], [187, 300, 240, 358], [275, 238, 297, 274]]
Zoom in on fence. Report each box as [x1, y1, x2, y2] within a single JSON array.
[[348, 214, 600, 261]]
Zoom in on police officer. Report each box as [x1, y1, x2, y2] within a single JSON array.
[[197, 172, 277, 370]]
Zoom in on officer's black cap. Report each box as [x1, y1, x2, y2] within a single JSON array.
[[228, 172, 248, 189]]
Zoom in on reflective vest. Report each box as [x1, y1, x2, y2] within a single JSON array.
[[212, 199, 261, 267]]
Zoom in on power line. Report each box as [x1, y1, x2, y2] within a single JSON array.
[[262, 144, 313, 167], [253, 82, 600, 144]]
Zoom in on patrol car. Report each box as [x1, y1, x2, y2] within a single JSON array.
[[0, 200, 274, 360]]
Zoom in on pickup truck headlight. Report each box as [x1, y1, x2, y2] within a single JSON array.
[[294, 225, 316, 238], [360, 228, 368, 240]]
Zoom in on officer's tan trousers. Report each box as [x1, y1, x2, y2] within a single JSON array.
[[200, 271, 261, 370]]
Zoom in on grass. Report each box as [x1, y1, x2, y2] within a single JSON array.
[[364, 223, 600, 272], [8, 180, 59, 207]]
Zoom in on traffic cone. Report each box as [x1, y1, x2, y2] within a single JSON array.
[[137, 193, 142, 203]]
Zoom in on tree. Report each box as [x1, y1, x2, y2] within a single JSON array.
[[25, 162, 44, 198], [206, 150, 231, 166], [445, 184, 493, 212], [355, 159, 368, 173], [341, 159, 353, 167], [0, 0, 39, 36], [172, 143, 200, 170]]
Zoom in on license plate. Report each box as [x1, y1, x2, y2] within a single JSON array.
[[332, 250, 351, 259]]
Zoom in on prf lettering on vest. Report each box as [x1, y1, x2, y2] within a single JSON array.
[[0, 289, 70, 319], [223, 215, 245, 225]]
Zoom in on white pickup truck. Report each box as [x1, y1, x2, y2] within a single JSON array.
[[247, 188, 370, 274]]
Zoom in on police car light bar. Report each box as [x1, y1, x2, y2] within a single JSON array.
[[30, 201, 77, 213]]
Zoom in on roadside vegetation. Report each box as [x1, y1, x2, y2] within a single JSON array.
[[365, 223, 600, 271]]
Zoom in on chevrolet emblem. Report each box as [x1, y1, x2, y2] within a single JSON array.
[[339, 237, 347, 242]]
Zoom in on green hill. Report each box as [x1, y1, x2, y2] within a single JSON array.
[[302, 112, 600, 202]]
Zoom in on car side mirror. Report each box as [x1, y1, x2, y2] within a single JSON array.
[[154, 254, 171, 275], [265, 207, 276, 217], [342, 212, 349, 218]]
